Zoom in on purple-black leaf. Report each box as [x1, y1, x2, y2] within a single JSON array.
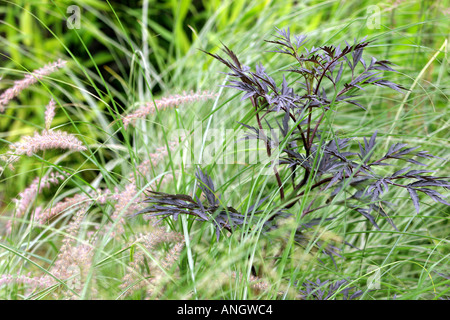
[[407, 187, 420, 213]]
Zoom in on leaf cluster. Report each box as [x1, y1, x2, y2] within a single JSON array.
[[200, 28, 448, 230], [134, 28, 449, 263]]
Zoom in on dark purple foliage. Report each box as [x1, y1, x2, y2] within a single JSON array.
[[134, 168, 340, 259], [134, 28, 449, 266], [199, 27, 449, 230], [298, 278, 363, 300]]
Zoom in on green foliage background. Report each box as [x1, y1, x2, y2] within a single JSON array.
[[0, 0, 448, 300]]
